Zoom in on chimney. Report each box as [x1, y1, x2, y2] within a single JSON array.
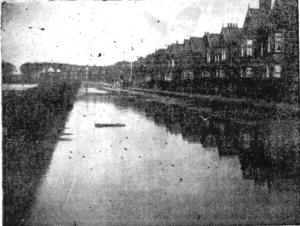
[[259, 0, 271, 12]]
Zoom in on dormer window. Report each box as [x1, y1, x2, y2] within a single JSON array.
[[275, 33, 283, 53]]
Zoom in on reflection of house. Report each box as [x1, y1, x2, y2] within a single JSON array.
[[237, 120, 299, 191], [267, 120, 300, 159], [168, 121, 182, 135]]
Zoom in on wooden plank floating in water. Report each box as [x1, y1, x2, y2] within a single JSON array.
[[95, 123, 126, 128]]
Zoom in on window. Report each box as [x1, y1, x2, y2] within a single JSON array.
[[273, 65, 282, 78], [246, 40, 253, 56], [220, 69, 225, 78], [241, 47, 244, 57], [266, 66, 270, 78], [171, 59, 175, 67], [275, 33, 283, 53], [221, 49, 226, 60], [267, 37, 271, 53], [246, 67, 253, 77], [165, 73, 172, 81], [207, 52, 211, 63]]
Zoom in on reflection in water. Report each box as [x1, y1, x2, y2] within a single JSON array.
[[28, 89, 300, 225], [112, 96, 300, 193]]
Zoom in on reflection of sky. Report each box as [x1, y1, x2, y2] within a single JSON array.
[[2, 0, 264, 70], [28, 89, 299, 225]]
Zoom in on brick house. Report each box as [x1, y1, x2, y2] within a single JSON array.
[[202, 33, 222, 78], [240, 0, 272, 78], [267, 0, 299, 102], [219, 24, 242, 79]]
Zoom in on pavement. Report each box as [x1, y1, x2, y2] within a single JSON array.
[[98, 85, 300, 117]]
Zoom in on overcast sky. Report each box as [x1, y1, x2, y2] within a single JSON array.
[[2, 0, 264, 69]]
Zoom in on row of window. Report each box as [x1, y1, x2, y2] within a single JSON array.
[[242, 33, 283, 57], [164, 33, 284, 67], [241, 65, 282, 78]]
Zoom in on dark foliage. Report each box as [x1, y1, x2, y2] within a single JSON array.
[[2, 81, 80, 226], [144, 77, 292, 103]]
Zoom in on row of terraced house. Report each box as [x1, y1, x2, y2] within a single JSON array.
[[129, 0, 299, 104]]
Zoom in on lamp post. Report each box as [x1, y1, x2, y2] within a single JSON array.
[[85, 65, 89, 92], [130, 61, 133, 84]]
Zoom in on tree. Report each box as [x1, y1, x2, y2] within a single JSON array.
[[2, 61, 16, 83]]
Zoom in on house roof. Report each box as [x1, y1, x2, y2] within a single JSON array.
[[183, 37, 204, 52], [167, 43, 184, 55], [270, 0, 298, 31], [243, 8, 270, 34], [221, 26, 242, 44], [207, 34, 221, 47]]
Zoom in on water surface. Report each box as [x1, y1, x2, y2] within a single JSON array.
[[28, 87, 300, 225]]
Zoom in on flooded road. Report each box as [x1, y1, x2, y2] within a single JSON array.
[[28, 86, 300, 225]]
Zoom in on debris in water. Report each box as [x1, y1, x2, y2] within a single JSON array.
[[171, 164, 174, 167], [180, 178, 183, 182], [95, 123, 125, 128]]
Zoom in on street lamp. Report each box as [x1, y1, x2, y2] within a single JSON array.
[[85, 65, 89, 92]]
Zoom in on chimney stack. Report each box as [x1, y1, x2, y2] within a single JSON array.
[[259, 0, 272, 12]]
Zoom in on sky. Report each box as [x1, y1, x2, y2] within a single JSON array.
[[1, 0, 264, 70]]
